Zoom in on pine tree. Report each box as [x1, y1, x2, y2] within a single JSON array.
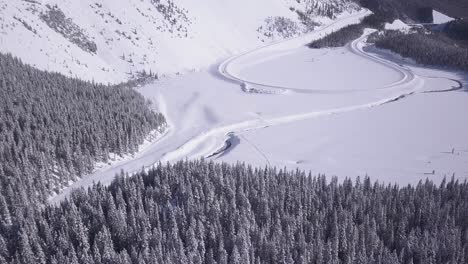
[[0, 194, 11, 226], [17, 231, 35, 264]]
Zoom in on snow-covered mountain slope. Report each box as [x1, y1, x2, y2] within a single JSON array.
[[0, 0, 359, 83]]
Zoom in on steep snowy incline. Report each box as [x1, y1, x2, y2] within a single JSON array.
[[0, 0, 358, 83]]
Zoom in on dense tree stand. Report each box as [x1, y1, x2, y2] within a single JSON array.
[[1, 160, 466, 264]]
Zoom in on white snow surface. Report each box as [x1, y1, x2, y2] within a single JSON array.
[[0, 0, 357, 84], [49, 9, 468, 204], [432, 10, 455, 24], [384, 19, 411, 31]]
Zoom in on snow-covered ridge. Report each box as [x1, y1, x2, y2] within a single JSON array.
[[0, 0, 358, 83]]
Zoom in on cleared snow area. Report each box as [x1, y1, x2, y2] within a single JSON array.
[[50, 10, 468, 204], [433, 10, 455, 24], [234, 46, 400, 91]]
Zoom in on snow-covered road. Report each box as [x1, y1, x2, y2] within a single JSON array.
[[50, 10, 468, 204]]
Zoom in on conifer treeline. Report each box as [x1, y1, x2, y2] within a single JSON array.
[[1, 160, 466, 264], [308, 23, 365, 48], [0, 53, 166, 207], [308, 14, 385, 48], [374, 31, 468, 71], [307, 14, 468, 72]]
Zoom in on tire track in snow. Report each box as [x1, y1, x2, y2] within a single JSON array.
[[362, 46, 464, 94], [421, 77, 463, 93], [348, 30, 419, 90], [238, 134, 271, 167]]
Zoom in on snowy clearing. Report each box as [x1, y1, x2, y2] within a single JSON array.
[[50, 9, 468, 204]]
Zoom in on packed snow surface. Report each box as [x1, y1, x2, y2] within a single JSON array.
[[50, 9, 468, 204]]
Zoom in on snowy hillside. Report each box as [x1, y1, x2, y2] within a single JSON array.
[[0, 0, 359, 83]]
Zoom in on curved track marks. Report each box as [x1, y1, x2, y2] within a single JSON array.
[[348, 31, 422, 90], [162, 23, 427, 162], [218, 9, 372, 94]]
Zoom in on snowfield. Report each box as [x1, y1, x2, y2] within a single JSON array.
[[49, 10, 468, 204]]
